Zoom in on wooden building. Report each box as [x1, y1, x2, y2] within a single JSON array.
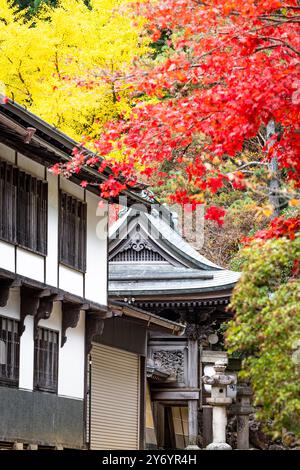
[[0, 101, 185, 450], [109, 208, 241, 449]]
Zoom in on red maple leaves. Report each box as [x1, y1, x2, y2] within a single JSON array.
[[54, 1, 300, 232], [244, 216, 300, 242], [205, 206, 226, 226]]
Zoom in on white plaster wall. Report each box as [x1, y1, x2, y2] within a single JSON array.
[[0, 288, 34, 391], [85, 192, 108, 305], [19, 316, 34, 391], [46, 172, 58, 287], [0, 143, 15, 164], [58, 310, 85, 399], [59, 265, 84, 297], [16, 247, 44, 282], [0, 240, 15, 272], [39, 300, 61, 330], [17, 153, 45, 179], [0, 293, 85, 398], [39, 302, 85, 400], [60, 177, 84, 200]]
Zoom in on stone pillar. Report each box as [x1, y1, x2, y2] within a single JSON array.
[[186, 400, 199, 449], [231, 383, 253, 450], [185, 338, 200, 449], [202, 361, 235, 450]]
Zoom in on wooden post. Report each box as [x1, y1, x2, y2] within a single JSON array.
[[187, 400, 199, 448], [155, 403, 165, 449], [202, 406, 213, 447]]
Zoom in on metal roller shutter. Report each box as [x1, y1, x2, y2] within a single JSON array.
[[90, 343, 140, 450]]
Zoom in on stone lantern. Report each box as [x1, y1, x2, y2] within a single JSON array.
[[202, 360, 235, 450]]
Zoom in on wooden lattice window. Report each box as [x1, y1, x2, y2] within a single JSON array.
[[59, 191, 87, 272], [0, 316, 20, 387], [34, 327, 59, 393], [0, 160, 48, 255]]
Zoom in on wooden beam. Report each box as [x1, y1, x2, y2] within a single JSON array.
[[151, 390, 200, 401]]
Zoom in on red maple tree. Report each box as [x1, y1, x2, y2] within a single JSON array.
[[55, 1, 300, 230]]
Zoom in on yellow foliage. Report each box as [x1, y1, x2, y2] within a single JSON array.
[[290, 199, 300, 207], [0, 0, 149, 140]]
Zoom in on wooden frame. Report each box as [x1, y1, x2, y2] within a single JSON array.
[[0, 315, 20, 387], [33, 326, 59, 394], [58, 190, 87, 273], [0, 159, 48, 256]]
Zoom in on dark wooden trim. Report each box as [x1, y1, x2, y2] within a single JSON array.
[[0, 267, 108, 316], [33, 326, 59, 394], [19, 287, 40, 337], [61, 303, 81, 347], [0, 106, 153, 208], [0, 315, 20, 387], [58, 190, 87, 273], [0, 158, 48, 256]]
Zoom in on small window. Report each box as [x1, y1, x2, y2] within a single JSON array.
[[59, 191, 87, 272], [0, 160, 48, 255], [0, 316, 19, 387], [34, 327, 59, 393]]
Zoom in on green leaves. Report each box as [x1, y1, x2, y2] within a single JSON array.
[[226, 235, 300, 437]]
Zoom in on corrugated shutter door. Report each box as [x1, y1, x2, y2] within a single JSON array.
[[90, 343, 140, 450]]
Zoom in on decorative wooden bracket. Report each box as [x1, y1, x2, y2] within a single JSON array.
[[34, 294, 57, 340], [0, 280, 14, 307], [85, 313, 105, 354], [61, 302, 82, 347], [19, 287, 55, 337], [19, 288, 40, 337], [0, 277, 21, 308]]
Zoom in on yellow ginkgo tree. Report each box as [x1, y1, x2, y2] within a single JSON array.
[[0, 0, 149, 140]]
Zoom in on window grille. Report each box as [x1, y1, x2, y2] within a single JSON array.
[[0, 316, 19, 387], [34, 327, 59, 393], [0, 160, 48, 255], [59, 191, 87, 272]]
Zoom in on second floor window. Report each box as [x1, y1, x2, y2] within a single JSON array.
[[0, 160, 48, 255], [34, 327, 59, 393], [59, 191, 87, 272], [0, 316, 19, 387]]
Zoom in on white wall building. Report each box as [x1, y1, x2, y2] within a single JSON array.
[[0, 101, 159, 449]]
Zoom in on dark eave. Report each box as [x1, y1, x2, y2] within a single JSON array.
[[109, 283, 237, 297], [109, 300, 185, 335], [0, 267, 108, 316], [0, 101, 153, 208]]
